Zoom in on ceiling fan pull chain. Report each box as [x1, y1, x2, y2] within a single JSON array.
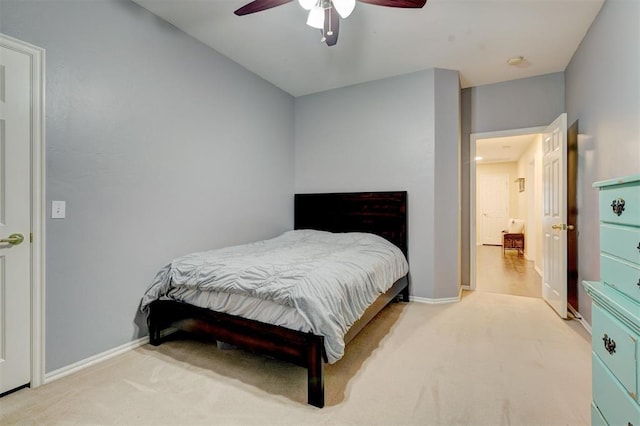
[[327, 3, 334, 36]]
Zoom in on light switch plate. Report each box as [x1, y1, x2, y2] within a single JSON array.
[[52, 201, 66, 219]]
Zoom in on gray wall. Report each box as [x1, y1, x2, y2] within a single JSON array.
[[295, 69, 461, 299], [460, 73, 565, 286], [1, 0, 294, 372], [565, 0, 640, 324], [433, 69, 462, 297], [4, 0, 633, 376]]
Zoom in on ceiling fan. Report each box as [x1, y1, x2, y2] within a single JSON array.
[[234, 0, 427, 46]]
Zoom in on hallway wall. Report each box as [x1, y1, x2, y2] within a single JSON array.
[[516, 135, 543, 269]]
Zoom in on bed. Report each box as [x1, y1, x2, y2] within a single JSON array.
[[142, 191, 409, 408]]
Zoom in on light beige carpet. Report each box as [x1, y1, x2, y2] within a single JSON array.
[[0, 291, 591, 425]]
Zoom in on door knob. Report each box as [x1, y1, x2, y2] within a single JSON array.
[[551, 224, 575, 231], [0, 233, 24, 245]]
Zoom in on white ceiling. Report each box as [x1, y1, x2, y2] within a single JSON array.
[[476, 134, 538, 163], [132, 0, 603, 97]]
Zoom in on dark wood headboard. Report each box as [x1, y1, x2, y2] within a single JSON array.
[[294, 191, 408, 257]]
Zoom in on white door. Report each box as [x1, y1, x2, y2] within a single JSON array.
[[0, 38, 33, 394], [478, 174, 509, 245], [542, 113, 568, 319]]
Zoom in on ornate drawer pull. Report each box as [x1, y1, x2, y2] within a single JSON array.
[[602, 334, 616, 355], [611, 198, 625, 216]]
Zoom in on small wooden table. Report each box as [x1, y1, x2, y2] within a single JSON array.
[[502, 232, 524, 256]]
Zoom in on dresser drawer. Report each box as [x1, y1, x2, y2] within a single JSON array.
[[592, 304, 638, 397], [601, 253, 640, 303], [601, 223, 640, 265], [592, 353, 640, 426], [599, 181, 640, 226]]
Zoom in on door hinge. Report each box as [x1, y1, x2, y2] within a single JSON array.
[[30, 232, 33, 243]]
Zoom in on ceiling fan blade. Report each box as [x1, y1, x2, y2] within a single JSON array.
[[357, 0, 427, 8], [234, 0, 294, 16], [323, 7, 339, 46]]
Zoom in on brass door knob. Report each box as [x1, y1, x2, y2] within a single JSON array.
[[551, 224, 575, 231], [0, 233, 24, 245]]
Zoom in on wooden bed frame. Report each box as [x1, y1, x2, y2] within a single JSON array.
[[147, 191, 409, 408]]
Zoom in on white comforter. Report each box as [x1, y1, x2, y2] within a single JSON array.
[[141, 229, 409, 363]]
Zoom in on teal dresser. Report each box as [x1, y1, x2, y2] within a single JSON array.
[[584, 174, 640, 425]]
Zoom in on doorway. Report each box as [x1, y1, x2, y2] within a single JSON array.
[[469, 126, 546, 298]]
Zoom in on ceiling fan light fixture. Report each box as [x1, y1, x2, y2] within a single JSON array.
[[306, 6, 325, 29], [234, 0, 428, 46], [332, 0, 355, 18], [298, 0, 317, 10]]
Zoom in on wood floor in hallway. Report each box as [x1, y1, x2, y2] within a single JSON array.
[[476, 244, 542, 298]]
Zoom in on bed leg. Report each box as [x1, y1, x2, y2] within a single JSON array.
[[307, 336, 324, 408], [401, 280, 410, 302], [147, 308, 162, 346], [148, 323, 162, 346], [149, 328, 162, 346]]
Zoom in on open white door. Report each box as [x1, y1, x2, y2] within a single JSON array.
[[542, 113, 568, 319], [0, 34, 44, 394], [0, 38, 32, 393]]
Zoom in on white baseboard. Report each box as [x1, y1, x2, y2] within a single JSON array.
[[45, 336, 149, 384], [535, 265, 542, 277], [568, 305, 591, 335], [577, 316, 592, 335], [411, 292, 460, 304]]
